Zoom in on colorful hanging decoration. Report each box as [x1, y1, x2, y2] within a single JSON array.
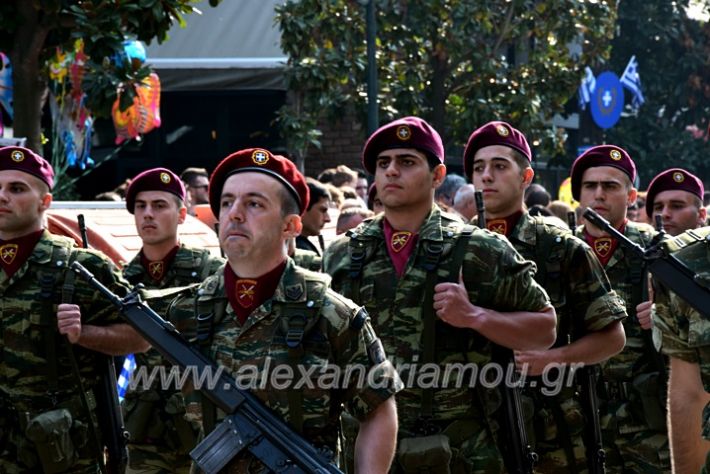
[[0, 52, 13, 120], [111, 73, 161, 144]]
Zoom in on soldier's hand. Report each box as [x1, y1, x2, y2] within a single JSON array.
[[514, 349, 550, 376], [433, 270, 480, 329], [57, 303, 83, 344], [635, 300, 654, 330]]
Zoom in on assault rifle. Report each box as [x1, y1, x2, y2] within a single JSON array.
[[567, 211, 605, 474], [71, 261, 342, 474], [475, 191, 537, 474], [583, 208, 710, 319], [77, 214, 129, 474]]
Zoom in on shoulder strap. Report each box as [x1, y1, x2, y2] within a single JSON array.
[[420, 225, 473, 419]]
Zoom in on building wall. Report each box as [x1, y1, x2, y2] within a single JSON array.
[[303, 110, 367, 178]]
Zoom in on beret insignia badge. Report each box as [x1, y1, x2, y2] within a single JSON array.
[[396, 125, 412, 141], [252, 150, 269, 165], [10, 150, 24, 162], [609, 149, 622, 161], [160, 172, 171, 184], [672, 172, 685, 183], [496, 125, 510, 137]]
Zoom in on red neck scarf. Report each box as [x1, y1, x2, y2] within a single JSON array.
[[486, 211, 523, 237], [584, 221, 627, 266], [383, 218, 418, 278], [224, 260, 286, 325], [140, 245, 180, 282], [0, 229, 44, 278]]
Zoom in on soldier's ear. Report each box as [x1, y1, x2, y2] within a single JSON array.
[[522, 167, 534, 186], [626, 187, 638, 206], [40, 192, 52, 211], [177, 205, 187, 224], [432, 164, 446, 189], [283, 214, 302, 239]]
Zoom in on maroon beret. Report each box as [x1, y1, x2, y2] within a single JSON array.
[[570, 145, 636, 201], [0, 146, 54, 189], [463, 121, 532, 178], [125, 168, 186, 214], [362, 116, 444, 174], [645, 168, 704, 218], [209, 148, 310, 217]]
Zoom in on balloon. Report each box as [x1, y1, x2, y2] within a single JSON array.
[[0, 52, 13, 119], [112, 73, 161, 144]]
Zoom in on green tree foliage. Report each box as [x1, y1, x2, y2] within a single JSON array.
[[605, 0, 710, 186], [0, 0, 218, 153], [277, 0, 618, 167]]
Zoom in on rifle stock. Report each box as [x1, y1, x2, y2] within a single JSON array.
[[71, 261, 342, 474]]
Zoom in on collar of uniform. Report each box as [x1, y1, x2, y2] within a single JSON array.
[[197, 271, 225, 300], [122, 252, 145, 279], [169, 244, 205, 269], [508, 211, 537, 246], [27, 230, 59, 265], [270, 259, 307, 304]]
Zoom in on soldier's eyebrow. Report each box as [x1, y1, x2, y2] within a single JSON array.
[[581, 179, 623, 185], [221, 191, 271, 201]]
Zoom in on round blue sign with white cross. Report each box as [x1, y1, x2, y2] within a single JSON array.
[[590, 71, 624, 129]]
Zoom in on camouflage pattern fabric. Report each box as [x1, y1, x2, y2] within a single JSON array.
[[0, 230, 130, 473], [293, 247, 323, 272], [323, 205, 551, 473], [508, 213, 626, 473], [122, 245, 224, 474], [576, 221, 671, 473], [653, 227, 710, 472], [167, 258, 400, 472]]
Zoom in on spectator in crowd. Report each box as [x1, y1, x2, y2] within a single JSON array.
[[367, 183, 384, 214], [524, 182, 551, 208], [318, 164, 358, 188], [355, 169, 369, 201], [434, 173, 466, 208], [297, 177, 331, 255], [547, 199, 574, 224], [336, 207, 374, 235], [180, 167, 210, 216], [452, 183, 477, 221]]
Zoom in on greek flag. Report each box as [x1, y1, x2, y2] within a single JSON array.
[[620, 55, 645, 108], [578, 67, 596, 110], [117, 353, 136, 402]]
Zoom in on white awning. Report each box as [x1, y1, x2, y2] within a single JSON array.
[[145, 0, 287, 90]]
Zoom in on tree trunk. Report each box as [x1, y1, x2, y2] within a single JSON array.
[[430, 47, 449, 143], [10, 2, 49, 153]]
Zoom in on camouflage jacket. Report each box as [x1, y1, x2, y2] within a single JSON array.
[[292, 248, 322, 272], [510, 213, 626, 344], [322, 205, 551, 432], [576, 221, 657, 381], [123, 243, 224, 289], [166, 258, 400, 464], [653, 226, 710, 440], [0, 231, 130, 471]]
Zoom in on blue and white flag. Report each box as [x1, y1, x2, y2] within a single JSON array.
[[620, 55, 645, 109], [578, 66, 596, 111], [117, 353, 136, 403]]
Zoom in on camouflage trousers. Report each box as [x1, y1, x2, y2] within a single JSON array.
[[600, 427, 670, 473], [127, 444, 191, 474]]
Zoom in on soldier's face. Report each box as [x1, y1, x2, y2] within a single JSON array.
[[652, 189, 706, 235], [579, 166, 636, 228], [0, 170, 51, 239], [471, 145, 532, 217], [218, 172, 298, 262], [374, 148, 444, 211], [134, 190, 186, 246]]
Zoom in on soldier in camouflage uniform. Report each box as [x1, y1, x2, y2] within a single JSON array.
[[645, 168, 706, 237], [322, 116, 556, 473], [166, 148, 400, 472], [570, 145, 670, 472], [464, 121, 627, 472], [653, 226, 710, 473], [121, 168, 224, 474], [0, 146, 148, 473]]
